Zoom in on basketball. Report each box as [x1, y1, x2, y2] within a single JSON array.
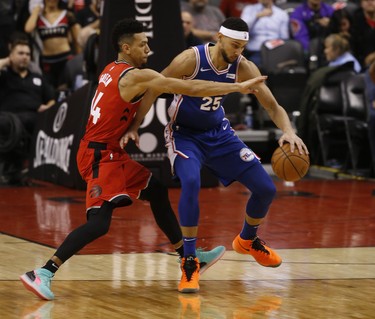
[[271, 143, 310, 182]]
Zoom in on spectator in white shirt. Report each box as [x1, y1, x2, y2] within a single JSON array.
[[241, 0, 290, 67]]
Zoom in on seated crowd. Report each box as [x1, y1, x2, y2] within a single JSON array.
[[0, 0, 100, 185]]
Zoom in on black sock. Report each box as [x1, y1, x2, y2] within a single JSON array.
[[42, 260, 59, 274], [176, 246, 184, 258]]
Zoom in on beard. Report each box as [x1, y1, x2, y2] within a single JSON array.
[[17, 65, 28, 73], [220, 48, 236, 64]]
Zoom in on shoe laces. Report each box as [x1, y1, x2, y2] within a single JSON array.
[[182, 256, 198, 282], [178, 247, 205, 264], [251, 237, 270, 255]]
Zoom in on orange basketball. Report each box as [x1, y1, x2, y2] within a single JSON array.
[[271, 143, 310, 182]]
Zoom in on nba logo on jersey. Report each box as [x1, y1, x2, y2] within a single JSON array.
[[240, 148, 254, 162]]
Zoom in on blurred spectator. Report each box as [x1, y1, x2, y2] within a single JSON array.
[[327, 8, 353, 40], [0, 35, 55, 185], [181, 10, 203, 48], [0, 0, 17, 58], [76, 0, 100, 49], [220, 0, 258, 18], [241, 0, 289, 67], [67, 0, 85, 13], [290, 0, 334, 52], [28, 0, 70, 13], [24, 0, 81, 89], [181, 0, 225, 43], [351, 0, 375, 69], [324, 33, 361, 72]]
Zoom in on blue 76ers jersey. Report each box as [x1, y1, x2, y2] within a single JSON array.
[[168, 43, 242, 131]]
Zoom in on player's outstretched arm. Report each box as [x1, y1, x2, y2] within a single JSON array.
[[119, 68, 266, 148], [144, 70, 267, 96]]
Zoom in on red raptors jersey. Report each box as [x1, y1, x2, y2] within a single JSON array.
[[83, 61, 141, 145]]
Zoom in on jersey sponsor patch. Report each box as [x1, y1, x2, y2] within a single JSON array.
[[239, 148, 255, 162], [226, 73, 235, 79]]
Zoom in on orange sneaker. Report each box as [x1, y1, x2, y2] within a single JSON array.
[[178, 256, 200, 293], [232, 235, 282, 267], [178, 295, 201, 318]]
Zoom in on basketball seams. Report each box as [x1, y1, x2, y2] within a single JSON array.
[[285, 156, 303, 179], [271, 143, 310, 182]]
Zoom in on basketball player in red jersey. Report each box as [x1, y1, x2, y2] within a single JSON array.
[[20, 18, 266, 300]]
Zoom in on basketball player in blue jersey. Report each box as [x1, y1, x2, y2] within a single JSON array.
[[122, 17, 309, 293]]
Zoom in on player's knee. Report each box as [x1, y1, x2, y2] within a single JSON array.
[[140, 176, 168, 203], [180, 173, 200, 195], [86, 204, 113, 238], [87, 219, 111, 239], [263, 182, 277, 204], [254, 179, 276, 205]]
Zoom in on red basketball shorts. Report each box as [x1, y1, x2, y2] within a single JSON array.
[[77, 140, 151, 210]]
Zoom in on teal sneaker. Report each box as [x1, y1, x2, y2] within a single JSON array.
[[21, 300, 54, 318], [20, 268, 55, 300], [196, 246, 226, 275]]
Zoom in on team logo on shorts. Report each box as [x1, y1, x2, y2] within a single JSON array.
[[89, 185, 102, 198], [239, 148, 255, 162]]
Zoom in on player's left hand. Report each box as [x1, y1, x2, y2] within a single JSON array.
[[239, 76, 268, 94], [278, 132, 309, 155], [120, 129, 139, 149]]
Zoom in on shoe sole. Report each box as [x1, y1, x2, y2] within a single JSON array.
[[178, 287, 200, 293], [199, 247, 226, 275], [19, 274, 54, 301], [233, 239, 282, 268]]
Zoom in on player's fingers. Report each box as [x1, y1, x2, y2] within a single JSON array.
[[254, 75, 267, 83], [296, 143, 304, 154], [289, 143, 295, 153], [120, 137, 126, 148], [278, 138, 285, 148], [122, 134, 133, 148], [302, 143, 309, 155]]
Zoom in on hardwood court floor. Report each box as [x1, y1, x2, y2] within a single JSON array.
[[1, 176, 375, 319]]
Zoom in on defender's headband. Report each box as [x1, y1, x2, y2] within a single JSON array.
[[219, 26, 249, 41]]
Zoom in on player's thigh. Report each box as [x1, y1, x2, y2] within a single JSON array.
[[207, 138, 260, 185]]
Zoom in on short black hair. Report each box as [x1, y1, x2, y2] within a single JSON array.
[[111, 18, 145, 53], [221, 17, 248, 32], [9, 32, 31, 51]]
